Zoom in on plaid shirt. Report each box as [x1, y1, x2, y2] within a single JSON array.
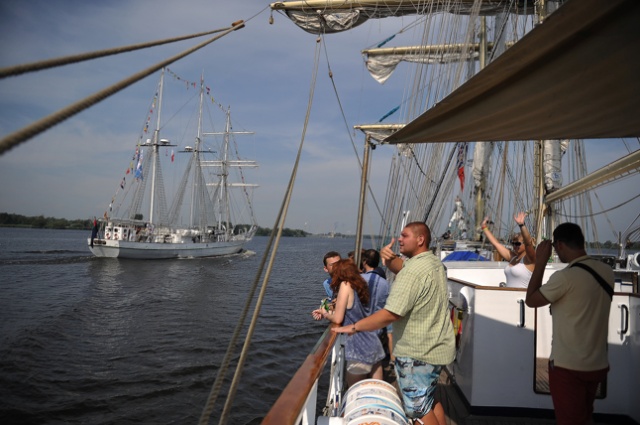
[[385, 250, 455, 365]]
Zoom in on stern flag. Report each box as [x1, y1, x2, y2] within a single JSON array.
[[456, 143, 467, 191], [171, 150, 175, 162]]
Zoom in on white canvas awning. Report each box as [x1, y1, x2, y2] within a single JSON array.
[[383, 0, 640, 144]]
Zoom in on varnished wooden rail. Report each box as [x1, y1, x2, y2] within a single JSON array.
[[261, 326, 338, 425]]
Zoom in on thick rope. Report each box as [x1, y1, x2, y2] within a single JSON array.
[[197, 37, 322, 425], [196, 215, 278, 425], [0, 28, 232, 79], [321, 35, 385, 234], [218, 37, 323, 425], [555, 191, 640, 219], [0, 22, 244, 156]]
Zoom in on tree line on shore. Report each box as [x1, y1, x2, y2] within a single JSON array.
[[0, 212, 310, 237], [1, 212, 636, 247]]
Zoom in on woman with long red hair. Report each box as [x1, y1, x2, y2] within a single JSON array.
[[312, 259, 385, 386]]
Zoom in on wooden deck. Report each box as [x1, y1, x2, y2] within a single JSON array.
[[382, 363, 631, 425], [434, 370, 557, 425]]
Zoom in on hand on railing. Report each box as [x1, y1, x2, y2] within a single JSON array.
[[332, 323, 358, 336]]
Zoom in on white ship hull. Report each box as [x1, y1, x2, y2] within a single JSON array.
[[88, 238, 247, 259]]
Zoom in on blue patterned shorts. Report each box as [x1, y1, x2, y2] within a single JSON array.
[[394, 357, 442, 419]]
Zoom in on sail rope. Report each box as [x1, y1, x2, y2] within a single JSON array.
[[320, 34, 386, 233], [555, 191, 640, 219], [228, 128, 259, 228], [0, 23, 244, 156], [375, 1, 484, 235], [621, 210, 640, 237], [422, 145, 457, 223], [111, 75, 177, 225], [372, 0, 556, 237], [0, 28, 235, 79], [198, 34, 323, 425]]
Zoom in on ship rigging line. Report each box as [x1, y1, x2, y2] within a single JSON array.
[[555, 191, 640, 219], [0, 27, 234, 78], [320, 34, 385, 233], [198, 32, 323, 425], [422, 144, 457, 223], [0, 22, 245, 156]]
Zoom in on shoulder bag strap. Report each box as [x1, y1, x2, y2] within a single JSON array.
[[570, 262, 614, 300]]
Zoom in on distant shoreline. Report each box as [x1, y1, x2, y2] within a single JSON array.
[[1, 212, 637, 248]]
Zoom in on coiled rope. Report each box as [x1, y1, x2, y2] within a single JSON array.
[[197, 34, 323, 425], [0, 22, 244, 156]]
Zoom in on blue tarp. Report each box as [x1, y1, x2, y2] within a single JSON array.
[[442, 251, 490, 262]]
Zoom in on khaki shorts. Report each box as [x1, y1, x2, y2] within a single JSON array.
[[346, 360, 373, 375]]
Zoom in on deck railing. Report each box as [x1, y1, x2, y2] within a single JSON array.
[[261, 326, 344, 425]]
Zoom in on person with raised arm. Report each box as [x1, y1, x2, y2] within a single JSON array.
[[380, 238, 404, 274], [481, 212, 536, 288], [525, 222, 613, 425]]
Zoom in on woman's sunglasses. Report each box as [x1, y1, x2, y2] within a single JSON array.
[[511, 241, 522, 247]]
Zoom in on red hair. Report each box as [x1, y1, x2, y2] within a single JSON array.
[[330, 259, 369, 305]]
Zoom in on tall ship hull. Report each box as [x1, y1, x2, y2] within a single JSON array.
[[88, 234, 249, 259], [88, 240, 246, 259]]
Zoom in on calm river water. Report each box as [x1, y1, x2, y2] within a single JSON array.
[[0, 228, 359, 424]]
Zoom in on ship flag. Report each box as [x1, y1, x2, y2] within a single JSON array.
[[456, 143, 467, 191]]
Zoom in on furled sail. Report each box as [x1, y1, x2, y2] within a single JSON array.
[[472, 142, 493, 190], [354, 123, 405, 143], [269, 0, 534, 34], [542, 139, 568, 193], [364, 45, 484, 84]]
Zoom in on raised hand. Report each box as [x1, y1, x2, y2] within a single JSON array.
[[380, 238, 396, 266], [535, 240, 553, 265], [482, 216, 490, 228], [514, 212, 527, 226]]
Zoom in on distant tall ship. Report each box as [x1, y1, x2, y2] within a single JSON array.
[[88, 68, 258, 259]]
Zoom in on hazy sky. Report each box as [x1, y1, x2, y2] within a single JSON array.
[[1, 1, 638, 239]]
